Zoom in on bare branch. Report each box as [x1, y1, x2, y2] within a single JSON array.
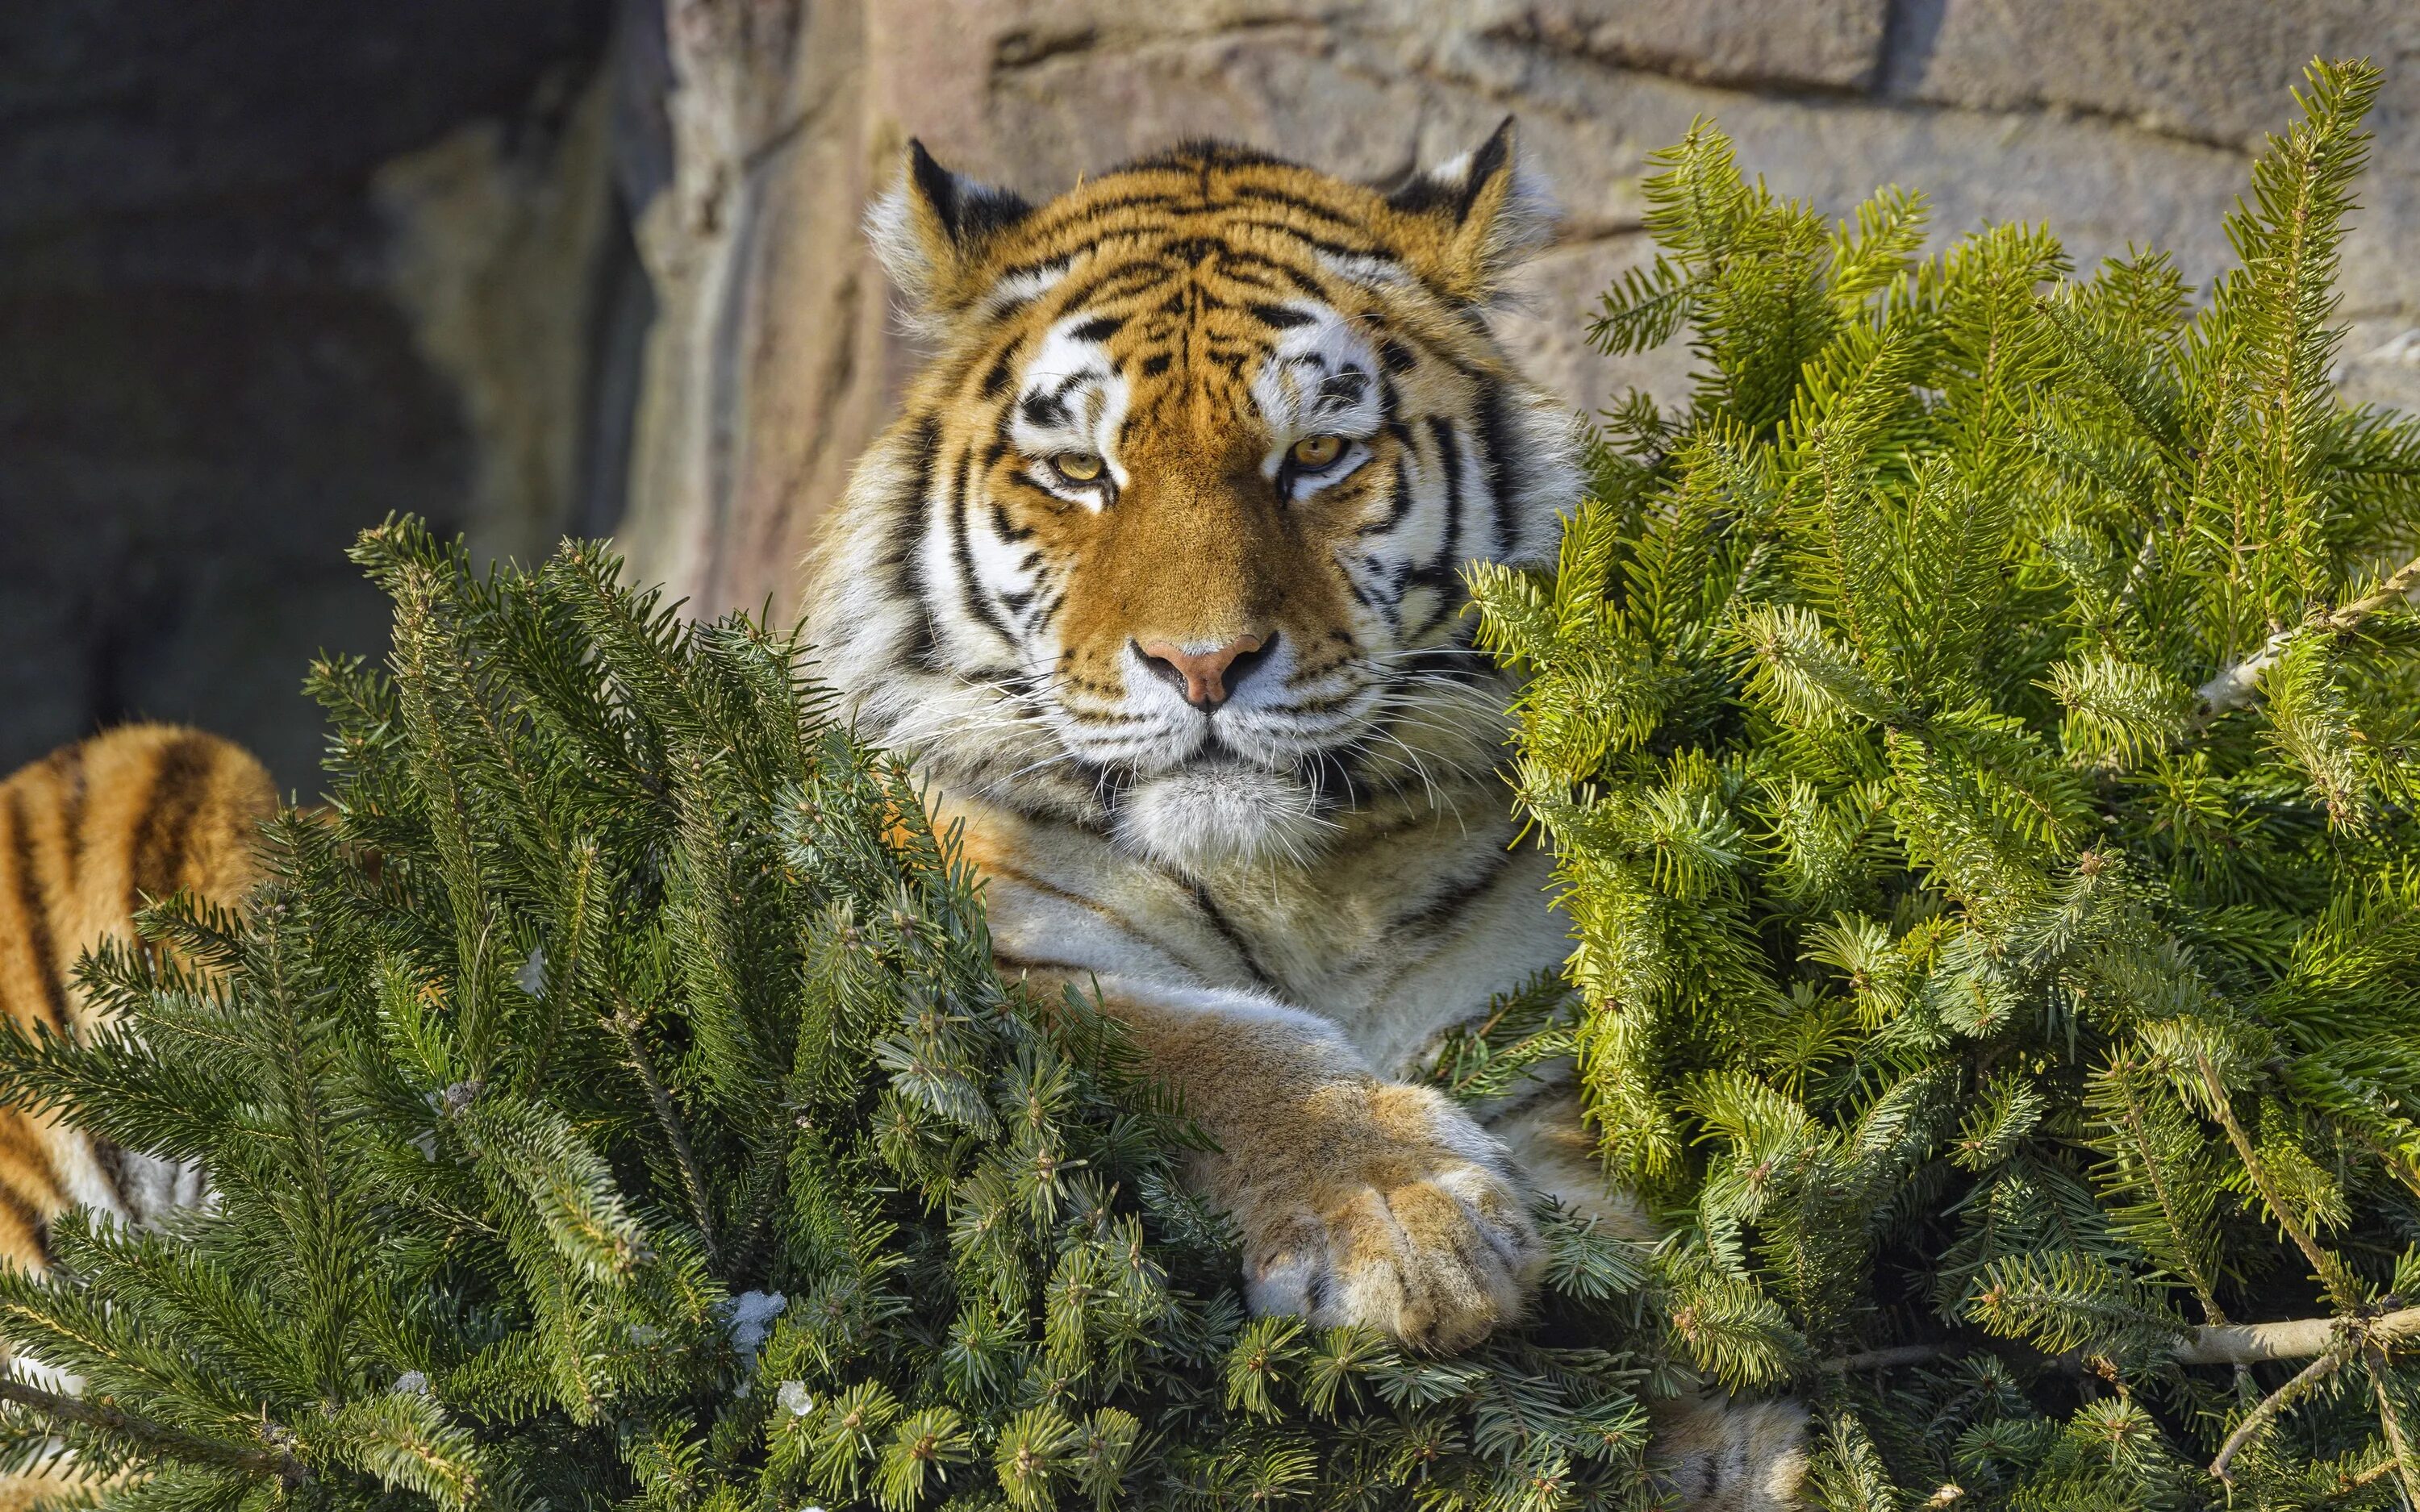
[[2192, 552, 2420, 724], [2172, 1308, 2420, 1364], [1819, 1343, 1949, 1373], [1815, 1306, 2420, 1375]]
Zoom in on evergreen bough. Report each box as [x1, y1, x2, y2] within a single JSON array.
[[1471, 59, 2420, 1510], [0, 525, 1655, 1510]]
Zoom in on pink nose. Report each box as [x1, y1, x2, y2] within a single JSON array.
[[1135, 635, 1270, 710]]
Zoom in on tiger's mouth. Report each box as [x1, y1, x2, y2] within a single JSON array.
[[1191, 722, 1352, 771], [1024, 648, 1508, 872], [1107, 754, 1333, 873], [1062, 699, 1379, 786], [1076, 698, 1406, 873]]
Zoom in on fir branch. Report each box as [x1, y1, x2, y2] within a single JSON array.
[[2190, 1051, 2360, 1310], [607, 1000, 722, 1269], [2085, 1052, 2226, 1322], [0, 1378, 305, 1488], [1487, 69, 2420, 1504], [2367, 1346, 2420, 1506], [2206, 1335, 2351, 1484]]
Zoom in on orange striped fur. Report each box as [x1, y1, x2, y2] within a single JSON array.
[[0, 726, 273, 1274], [0, 726, 272, 1508]]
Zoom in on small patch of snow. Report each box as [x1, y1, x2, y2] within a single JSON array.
[[716, 1289, 787, 1368]]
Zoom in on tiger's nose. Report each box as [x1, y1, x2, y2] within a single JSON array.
[[1134, 634, 1273, 710]]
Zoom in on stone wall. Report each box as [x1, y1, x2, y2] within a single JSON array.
[[613, 0, 2420, 623], [0, 0, 614, 785]]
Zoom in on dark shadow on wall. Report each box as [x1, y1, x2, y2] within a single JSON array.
[[574, 193, 655, 548], [0, 0, 625, 792]]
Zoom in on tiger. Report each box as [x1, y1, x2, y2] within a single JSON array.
[[800, 123, 1809, 1508], [0, 724, 274, 1504]]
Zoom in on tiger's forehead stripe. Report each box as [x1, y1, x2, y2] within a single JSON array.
[[988, 212, 1384, 290], [961, 267, 1515, 444], [966, 242, 1363, 414], [1000, 247, 1387, 363], [1006, 155, 1398, 241], [978, 161, 1413, 320]]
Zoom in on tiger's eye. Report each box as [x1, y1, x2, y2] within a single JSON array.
[[1055, 452, 1104, 482], [1291, 435, 1345, 469]]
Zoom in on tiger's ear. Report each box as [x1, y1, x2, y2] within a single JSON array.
[[866, 140, 1034, 323], [1383, 118, 1557, 304]]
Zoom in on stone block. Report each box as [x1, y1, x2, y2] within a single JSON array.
[[1888, 0, 2420, 151], [1477, 0, 1893, 93], [964, 22, 2255, 395]]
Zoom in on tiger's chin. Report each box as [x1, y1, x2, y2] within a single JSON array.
[[1112, 760, 1329, 873]]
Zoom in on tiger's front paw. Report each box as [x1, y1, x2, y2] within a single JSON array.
[[1233, 1081, 1542, 1353]]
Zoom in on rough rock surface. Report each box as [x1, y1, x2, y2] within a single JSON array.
[[0, 0, 611, 784]]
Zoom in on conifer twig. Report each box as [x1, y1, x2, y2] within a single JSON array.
[[2111, 522, 2164, 617], [0, 1379, 306, 1487], [2342, 1454, 2399, 1489], [2191, 552, 2420, 724], [2369, 1347, 2420, 1506], [607, 999, 721, 1267], [2194, 1053, 2361, 1310], [2208, 1335, 2351, 1484]]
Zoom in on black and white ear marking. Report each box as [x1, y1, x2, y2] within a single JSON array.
[[1382, 118, 1558, 303], [866, 140, 1036, 331]]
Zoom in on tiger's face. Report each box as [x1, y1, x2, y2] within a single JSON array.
[[811, 126, 1578, 874]]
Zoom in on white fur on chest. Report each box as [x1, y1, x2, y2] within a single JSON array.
[[943, 782, 1571, 1077]]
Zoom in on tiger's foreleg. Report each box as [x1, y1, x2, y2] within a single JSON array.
[[1040, 970, 1542, 1353]]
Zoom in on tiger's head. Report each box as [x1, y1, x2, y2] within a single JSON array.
[[805, 124, 1579, 874]]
